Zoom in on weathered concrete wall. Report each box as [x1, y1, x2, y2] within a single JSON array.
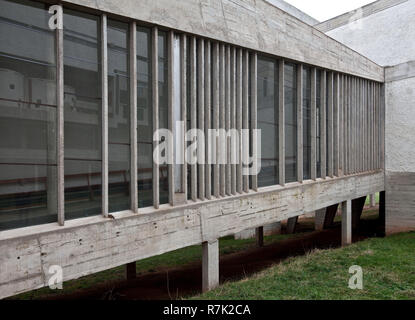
[[265, 0, 319, 25], [61, 0, 383, 81], [0, 171, 384, 298], [318, 0, 415, 234], [318, 0, 415, 67]]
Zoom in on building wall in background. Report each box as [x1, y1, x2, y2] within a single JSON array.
[[318, 0, 415, 234]]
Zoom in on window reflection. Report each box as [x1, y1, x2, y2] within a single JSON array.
[[257, 57, 278, 187], [0, 0, 57, 230]]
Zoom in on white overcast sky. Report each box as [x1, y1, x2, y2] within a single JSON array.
[[283, 0, 376, 22]]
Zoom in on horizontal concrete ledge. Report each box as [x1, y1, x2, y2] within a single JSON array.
[[316, 0, 409, 33], [385, 60, 415, 82], [61, 0, 384, 82], [0, 171, 384, 299]]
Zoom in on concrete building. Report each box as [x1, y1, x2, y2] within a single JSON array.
[[316, 0, 415, 234], [0, 0, 408, 299]]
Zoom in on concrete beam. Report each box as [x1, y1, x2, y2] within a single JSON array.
[[202, 240, 219, 292], [0, 171, 384, 298]]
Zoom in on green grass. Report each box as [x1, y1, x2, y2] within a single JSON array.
[[12, 230, 306, 300], [192, 232, 415, 300]]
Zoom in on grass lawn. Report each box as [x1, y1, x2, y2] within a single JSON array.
[[12, 230, 307, 300], [192, 232, 415, 300]]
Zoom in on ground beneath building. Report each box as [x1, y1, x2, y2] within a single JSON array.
[[42, 213, 383, 300]]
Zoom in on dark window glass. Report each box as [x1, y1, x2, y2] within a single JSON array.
[[0, 0, 57, 230], [326, 73, 331, 176], [257, 57, 278, 187], [63, 9, 102, 220], [316, 70, 322, 178], [158, 32, 169, 204], [137, 27, 153, 208], [284, 63, 297, 183], [108, 19, 130, 212], [303, 67, 311, 180]]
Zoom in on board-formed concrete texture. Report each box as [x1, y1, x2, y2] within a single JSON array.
[[0, 0, 387, 298], [317, 0, 415, 66], [61, 0, 383, 81], [0, 172, 384, 299], [265, 0, 319, 25], [317, 0, 415, 235]]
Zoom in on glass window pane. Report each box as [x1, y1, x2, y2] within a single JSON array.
[[63, 9, 102, 219], [0, 0, 57, 230], [108, 19, 130, 212], [284, 63, 297, 183], [257, 57, 278, 187], [303, 67, 311, 180], [316, 70, 322, 178], [137, 27, 153, 208], [158, 31, 168, 205]]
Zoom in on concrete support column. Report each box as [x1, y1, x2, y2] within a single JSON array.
[[341, 200, 352, 246], [126, 262, 136, 280], [315, 209, 327, 231], [370, 194, 376, 207], [352, 196, 367, 229], [202, 240, 219, 292], [255, 227, 264, 247], [379, 191, 385, 236], [287, 216, 298, 234]]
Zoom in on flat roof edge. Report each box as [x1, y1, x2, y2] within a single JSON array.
[[315, 0, 408, 33]]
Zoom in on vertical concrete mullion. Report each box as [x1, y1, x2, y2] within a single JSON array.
[[101, 14, 108, 217], [236, 48, 243, 194], [152, 27, 160, 208], [352, 77, 356, 174], [250, 52, 258, 191], [310, 68, 317, 181], [333, 73, 339, 177], [190, 37, 197, 201], [368, 81, 372, 171], [213, 43, 220, 197], [360, 78, 364, 172], [364, 80, 367, 172], [129, 22, 138, 213], [327, 72, 333, 178], [242, 51, 249, 192], [219, 44, 226, 197], [225, 46, 232, 195], [204, 40, 211, 200], [168, 31, 175, 206], [56, 5, 64, 225], [181, 35, 188, 202], [377, 83, 380, 169], [343, 75, 347, 176], [198, 39, 205, 201], [297, 64, 303, 183], [347, 76, 350, 175], [357, 78, 361, 173], [370, 82, 375, 170], [320, 70, 327, 179], [278, 60, 285, 186], [231, 48, 237, 195], [380, 83, 385, 170]]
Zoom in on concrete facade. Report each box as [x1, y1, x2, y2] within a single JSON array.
[[317, 0, 415, 234], [0, 0, 387, 299]]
